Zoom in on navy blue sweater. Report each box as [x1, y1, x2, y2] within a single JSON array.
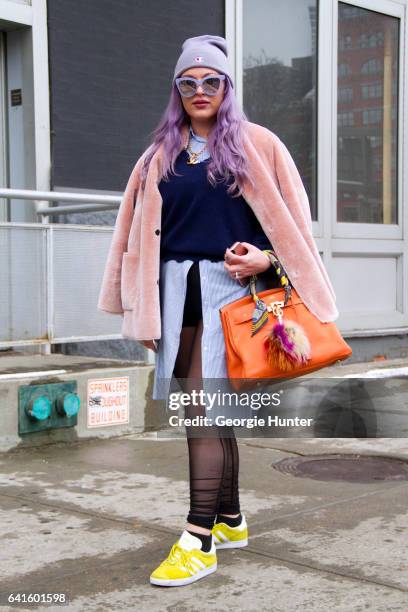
[[158, 149, 273, 262]]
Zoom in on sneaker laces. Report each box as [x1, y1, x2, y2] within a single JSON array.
[[166, 542, 196, 575]]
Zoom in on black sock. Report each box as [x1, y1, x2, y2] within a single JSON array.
[[216, 512, 242, 527], [187, 530, 213, 553]]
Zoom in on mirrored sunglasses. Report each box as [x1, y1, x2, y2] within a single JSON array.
[[175, 74, 226, 98]]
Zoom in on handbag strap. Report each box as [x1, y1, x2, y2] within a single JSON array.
[[249, 249, 292, 307]]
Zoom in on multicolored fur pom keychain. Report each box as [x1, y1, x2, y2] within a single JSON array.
[[263, 306, 312, 371], [250, 250, 311, 371]]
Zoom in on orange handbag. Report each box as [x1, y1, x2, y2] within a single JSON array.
[[219, 252, 352, 392]]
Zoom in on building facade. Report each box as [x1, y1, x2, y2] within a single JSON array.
[[0, 0, 407, 362]]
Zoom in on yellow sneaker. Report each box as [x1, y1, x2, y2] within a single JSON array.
[[211, 513, 248, 549], [150, 530, 217, 587]]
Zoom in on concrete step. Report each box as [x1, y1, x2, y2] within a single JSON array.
[[1, 353, 407, 452], [0, 353, 164, 452]]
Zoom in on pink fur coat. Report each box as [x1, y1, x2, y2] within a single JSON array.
[[97, 121, 338, 341]]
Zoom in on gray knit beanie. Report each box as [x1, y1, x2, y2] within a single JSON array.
[[173, 35, 234, 86]]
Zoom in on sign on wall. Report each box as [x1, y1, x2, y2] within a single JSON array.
[[87, 377, 129, 427]]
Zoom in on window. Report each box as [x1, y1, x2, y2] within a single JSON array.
[[361, 82, 382, 99], [242, 0, 318, 221], [339, 35, 352, 50], [339, 63, 352, 76], [337, 3, 399, 224], [339, 86, 353, 102], [361, 58, 382, 74]]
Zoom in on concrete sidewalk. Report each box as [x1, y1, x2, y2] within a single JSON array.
[[0, 433, 407, 611]]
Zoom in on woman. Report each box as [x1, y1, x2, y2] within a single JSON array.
[[97, 34, 338, 587]]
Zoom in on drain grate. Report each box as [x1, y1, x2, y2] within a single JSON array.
[[272, 454, 408, 483]]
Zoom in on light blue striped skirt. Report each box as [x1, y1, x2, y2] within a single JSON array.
[[152, 258, 273, 417]]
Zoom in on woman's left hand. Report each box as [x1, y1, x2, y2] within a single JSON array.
[[224, 242, 271, 281]]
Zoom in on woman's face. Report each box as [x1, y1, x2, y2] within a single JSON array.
[[178, 67, 225, 122]]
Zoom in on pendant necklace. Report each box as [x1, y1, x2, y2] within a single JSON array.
[[185, 132, 208, 164]]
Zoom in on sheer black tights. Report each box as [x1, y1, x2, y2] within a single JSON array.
[[173, 319, 240, 531]]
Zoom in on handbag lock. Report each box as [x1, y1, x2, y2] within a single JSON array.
[[267, 300, 285, 316]]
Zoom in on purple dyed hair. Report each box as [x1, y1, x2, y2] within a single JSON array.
[[140, 75, 255, 197]]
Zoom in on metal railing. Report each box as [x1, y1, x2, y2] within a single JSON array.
[[0, 188, 154, 364], [0, 187, 121, 216]]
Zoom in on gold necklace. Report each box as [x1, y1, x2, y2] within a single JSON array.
[[185, 140, 208, 165]]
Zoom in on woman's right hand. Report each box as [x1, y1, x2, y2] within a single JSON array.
[[140, 340, 158, 353]]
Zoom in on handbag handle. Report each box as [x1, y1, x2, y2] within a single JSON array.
[[249, 249, 292, 307]]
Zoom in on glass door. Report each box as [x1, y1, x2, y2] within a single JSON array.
[[332, 0, 406, 331]]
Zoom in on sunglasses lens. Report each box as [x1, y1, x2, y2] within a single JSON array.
[[202, 77, 221, 95], [177, 76, 223, 97], [178, 79, 197, 97]]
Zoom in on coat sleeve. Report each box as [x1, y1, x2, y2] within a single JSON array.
[[97, 155, 145, 314], [273, 136, 337, 302]]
